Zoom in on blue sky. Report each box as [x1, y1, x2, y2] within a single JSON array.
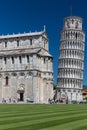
[[0, 0, 87, 85]]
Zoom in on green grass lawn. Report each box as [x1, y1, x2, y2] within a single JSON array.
[[0, 104, 87, 130]]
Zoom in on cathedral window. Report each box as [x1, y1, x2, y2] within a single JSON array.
[[30, 39, 32, 45], [17, 40, 19, 46], [63, 89, 65, 92], [48, 57, 50, 61], [19, 56, 22, 63], [6, 76, 8, 86], [76, 32, 77, 39], [78, 90, 80, 93], [20, 72, 25, 76], [12, 73, 17, 76], [27, 55, 29, 63], [44, 58, 45, 63], [12, 57, 14, 64], [4, 57, 6, 64], [68, 89, 71, 92], [5, 42, 7, 48]]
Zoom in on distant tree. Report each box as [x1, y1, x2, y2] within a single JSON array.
[[53, 84, 57, 90]]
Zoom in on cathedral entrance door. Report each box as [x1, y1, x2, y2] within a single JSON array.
[[20, 93, 24, 101]]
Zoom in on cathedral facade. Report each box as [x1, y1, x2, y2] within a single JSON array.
[[0, 29, 53, 103], [57, 16, 85, 103]]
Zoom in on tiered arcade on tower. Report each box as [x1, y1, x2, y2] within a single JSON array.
[[57, 16, 85, 103]]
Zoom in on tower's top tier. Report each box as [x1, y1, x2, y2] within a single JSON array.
[[64, 16, 82, 30]]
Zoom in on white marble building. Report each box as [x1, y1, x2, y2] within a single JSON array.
[[0, 28, 53, 103], [57, 16, 85, 103]]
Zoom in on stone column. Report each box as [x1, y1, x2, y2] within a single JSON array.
[[32, 71, 39, 103]]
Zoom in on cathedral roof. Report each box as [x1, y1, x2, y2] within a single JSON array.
[[38, 48, 53, 57], [0, 31, 46, 39], [0, 48, 41, 56], [0, 48, 52, 57]]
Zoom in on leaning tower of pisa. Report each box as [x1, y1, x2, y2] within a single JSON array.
[[57, 16, 85, 103]]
